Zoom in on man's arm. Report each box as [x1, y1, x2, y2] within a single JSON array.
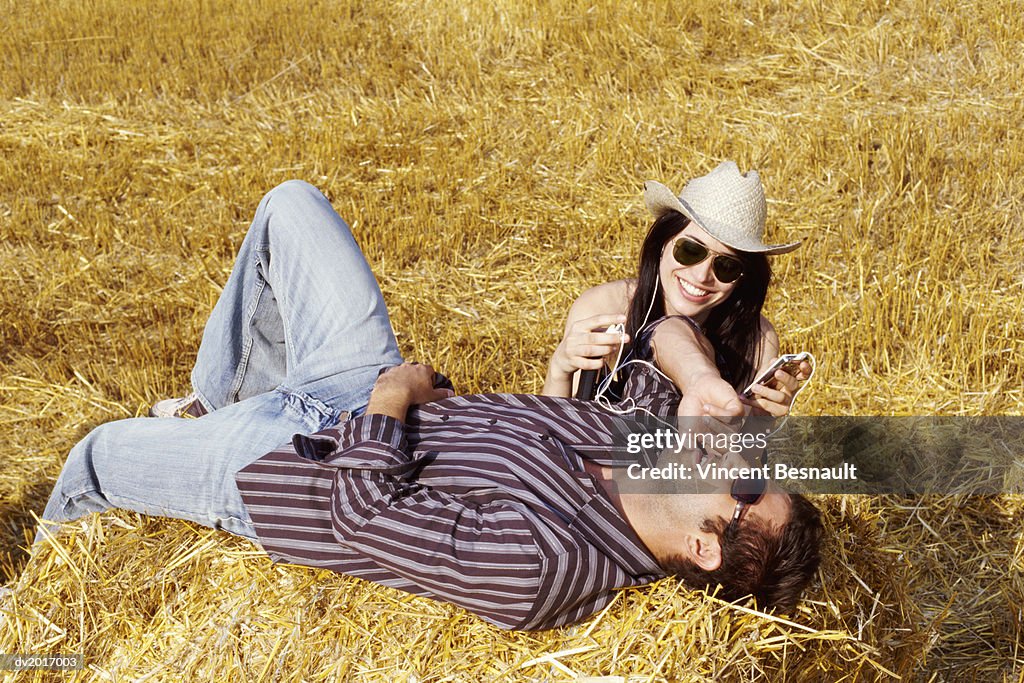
[[328, 443, 557, 629], [648, 317, 745, 418]]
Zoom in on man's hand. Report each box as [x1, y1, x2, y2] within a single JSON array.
[[673, 373, 771, 473], [366, 362, 455, 421], [677, 371, 746, 419]]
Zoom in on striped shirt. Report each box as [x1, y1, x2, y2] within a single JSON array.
[[236, 321, 684, 631]]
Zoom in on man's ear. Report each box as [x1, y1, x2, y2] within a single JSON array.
[[686, 532, 723, 572]]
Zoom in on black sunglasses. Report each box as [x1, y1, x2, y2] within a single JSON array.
[[696, 444, 768, 535], [672, 237, 745, 284], [727, 475, 768, 535]]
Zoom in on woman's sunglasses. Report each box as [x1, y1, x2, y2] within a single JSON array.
[[672, 237, 745, 284]]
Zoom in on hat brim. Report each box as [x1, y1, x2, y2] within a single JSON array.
[[643, 180, 802, 255]]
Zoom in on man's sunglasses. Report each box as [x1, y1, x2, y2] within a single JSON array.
[[672, 237, 745, 284], [728, 475, 768, 535]]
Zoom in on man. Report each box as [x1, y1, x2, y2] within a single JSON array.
[[38, 180, 822, 631], [235, 360, 821, 630]]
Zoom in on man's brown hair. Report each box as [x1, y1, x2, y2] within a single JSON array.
[[663, 493, 823, 611]]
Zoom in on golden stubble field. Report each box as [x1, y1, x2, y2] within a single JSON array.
[[1, 0, 1023, 680]]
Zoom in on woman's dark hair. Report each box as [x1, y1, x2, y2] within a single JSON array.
[[625, 210, 772, 390]]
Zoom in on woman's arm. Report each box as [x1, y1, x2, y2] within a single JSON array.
[[542, 281, 633, 397]]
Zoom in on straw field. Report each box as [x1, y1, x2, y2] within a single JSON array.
[[2, 0, 1023, 680]]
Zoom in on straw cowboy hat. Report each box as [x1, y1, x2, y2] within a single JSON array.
[[644, 161, 801, 254]]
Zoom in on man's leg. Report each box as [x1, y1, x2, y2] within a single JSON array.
[[37, 387, 334, 543], [191, 180, 402, 415], [39, 180, 401, 541]]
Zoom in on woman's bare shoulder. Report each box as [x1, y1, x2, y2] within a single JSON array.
[[572, 279, 635, 315], [756, 314, 780, 368], [760, 314, 778, 341]]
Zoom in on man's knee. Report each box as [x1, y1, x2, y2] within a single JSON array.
[[52, 421, 118, 491], [264, 179, 330, 215], [38, 423, 116, 530], [259, 179, 359, 262]]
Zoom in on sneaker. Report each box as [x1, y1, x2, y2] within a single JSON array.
[[149, 393, 207, 418]]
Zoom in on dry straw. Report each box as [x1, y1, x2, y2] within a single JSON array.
[[2, 0, 1023, 680]]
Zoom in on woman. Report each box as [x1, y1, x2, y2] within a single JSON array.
[[543, 161, 811, 419]]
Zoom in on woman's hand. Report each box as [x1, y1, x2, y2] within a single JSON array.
[[550, 313, 630, 374], [543, 313, 630, 396], [740, 359, 812, 417]]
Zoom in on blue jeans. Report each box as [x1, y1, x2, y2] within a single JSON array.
[[38, 180, 403, 542]]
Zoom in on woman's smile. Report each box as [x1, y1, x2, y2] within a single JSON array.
[[676, 276, 713, 301], [660, 224, 740, 321]]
